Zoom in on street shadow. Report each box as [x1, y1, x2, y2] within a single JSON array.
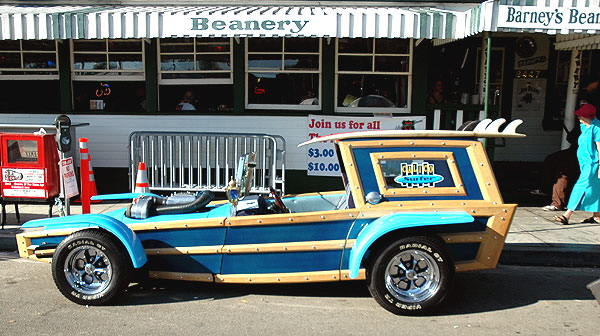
[[118, 265, 598, 315], [119, 280, 370, 306], [438, 265, 599, 315]]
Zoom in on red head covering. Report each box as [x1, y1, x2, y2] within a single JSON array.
[[575, 104, 596, 119]]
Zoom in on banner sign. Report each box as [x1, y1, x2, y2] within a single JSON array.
[[498, 5, 600, 30], [163, 13, 336, 37], [306, 115, 427, 177], [60, 157, 79, 199]]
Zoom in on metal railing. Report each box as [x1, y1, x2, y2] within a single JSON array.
[[129, 132, 286, 194]]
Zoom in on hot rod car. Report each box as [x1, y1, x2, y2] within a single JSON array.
[[16, 118, 523, 315]]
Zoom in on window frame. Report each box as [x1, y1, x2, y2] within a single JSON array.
[[370, 151, 466, 198], [335, 38, 412, 114], [0, 40, 59, 80], [158, 37, 234, 85], [70, 39, 145, 81], [245, 37, 322, 111]]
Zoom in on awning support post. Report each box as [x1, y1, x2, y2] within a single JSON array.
[[562, 50, 581, 149]]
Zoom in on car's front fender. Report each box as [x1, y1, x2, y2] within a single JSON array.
[[22, 214, 147, 268], [348, 211, 474, 279]]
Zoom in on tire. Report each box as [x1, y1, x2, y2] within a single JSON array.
[[367, 236, 454, 315], [52, 229, 132, 305]]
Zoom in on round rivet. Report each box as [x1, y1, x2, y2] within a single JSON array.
[[423, 190, 428, 194], [503, 209, 508, 212], [430, 202, 434, 206], [412, 154, 416, 157], [471, 209, 476, 213], [248, 278, 252, 281], [305, 277, 309, 280], [480, 163, 485, 166], [441, 142, 446, 145], [312, 246, 317, 249], [487, 182, 491, 185], [184, 224, 188, 228], [277, 278, 281, 281], [320, 215, 325, 219], [500, 217, 505, 220], [493, 202, 498, 205], [461, 202, 466, 205], [258, 220, 262, 223], [255, 247, 259, 251], [349, 214, 354, 217], [289, 218, 293, 221], [410, 141, 414, 145], [348, 163, 353, 166], [283, 247, 288, 250]]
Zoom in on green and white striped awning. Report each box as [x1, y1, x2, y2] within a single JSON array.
[[0, 4, 480, 40]]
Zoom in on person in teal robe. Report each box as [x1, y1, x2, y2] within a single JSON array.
[[554, 104, 600, 225]]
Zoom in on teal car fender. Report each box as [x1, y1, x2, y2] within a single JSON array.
[[22, 214, 147, 268], [348, 211, 474, 279]]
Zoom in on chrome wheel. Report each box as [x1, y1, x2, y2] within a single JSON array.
[[64, 245, 113, 295], [384, 249, 441, 303]]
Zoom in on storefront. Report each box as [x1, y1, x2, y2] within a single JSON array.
[[3, 0, 597, 194]]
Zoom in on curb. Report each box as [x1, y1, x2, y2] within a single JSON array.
[[501, 243, 600, 268], [0, 235, 17, 251]]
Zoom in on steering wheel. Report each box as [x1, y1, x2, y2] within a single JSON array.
[[269, 187, 290, 213]]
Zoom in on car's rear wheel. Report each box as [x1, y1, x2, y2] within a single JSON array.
[[367, 236, 453, 315], [52, 229, 131, 305]]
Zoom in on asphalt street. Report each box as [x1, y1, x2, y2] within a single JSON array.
[[1, 251, 598, 335]]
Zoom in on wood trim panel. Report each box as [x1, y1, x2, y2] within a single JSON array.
[[34, 249, 56, 258], [149, 271, 214, 282], [215, 270, 343, 283], [340, 269, 366, 281], [221, 239, 353, 254], [342, 139, 476, 149], [223, 210, 360, 227], [338, 141, 366, 209], [20, 228, 82, 239], [145, 240, 356, 256], [454, 260, 489, 272], [466, 143, 503, 203], [145, 245, 223, 255], [129, 217, 227, 231]]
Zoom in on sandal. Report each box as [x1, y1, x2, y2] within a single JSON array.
[[581, 217, 600, 224], [553, 215, 570, 225]]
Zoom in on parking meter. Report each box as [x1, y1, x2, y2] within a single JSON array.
[[54, 114, 72, 153]]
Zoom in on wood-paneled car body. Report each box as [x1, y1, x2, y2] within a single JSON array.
[[17, 119, 524, 314]]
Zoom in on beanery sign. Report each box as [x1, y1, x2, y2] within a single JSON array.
[[163, 12, 335, 37], [498, 5, 600, 30]]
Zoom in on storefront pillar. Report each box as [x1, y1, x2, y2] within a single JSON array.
[[562, 50, 581, 149], [144, 39, 158, 113], [58, 40, 72, 113], [478, 32, 492, 118]]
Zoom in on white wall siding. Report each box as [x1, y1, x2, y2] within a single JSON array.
[[494, 115, 562, 162], [1, 114, 309, 169]]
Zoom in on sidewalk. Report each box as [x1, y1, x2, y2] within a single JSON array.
[[1, 203, 599, 267]]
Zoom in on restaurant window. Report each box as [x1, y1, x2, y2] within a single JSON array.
[[0, 40, 60, 112], [246, 38, 321, 110], [158, 38, 233, 112], [336, 38, 412, 113], [71, 39, 145, 112]]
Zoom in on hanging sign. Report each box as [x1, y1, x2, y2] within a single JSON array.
[[305, 115, 427, 177], [60, 157, 79, 199], [498, 5, 600, 30], [163, 12, 336, 37]]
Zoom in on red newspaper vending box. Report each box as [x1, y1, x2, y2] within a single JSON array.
[[0, 134, 59, 199]]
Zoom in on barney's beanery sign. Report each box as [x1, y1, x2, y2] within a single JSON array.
[[305, 115, 426, 177]]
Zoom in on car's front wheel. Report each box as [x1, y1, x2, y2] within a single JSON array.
[[367, 236, 453, 315], [52, 229, 131, 305]]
